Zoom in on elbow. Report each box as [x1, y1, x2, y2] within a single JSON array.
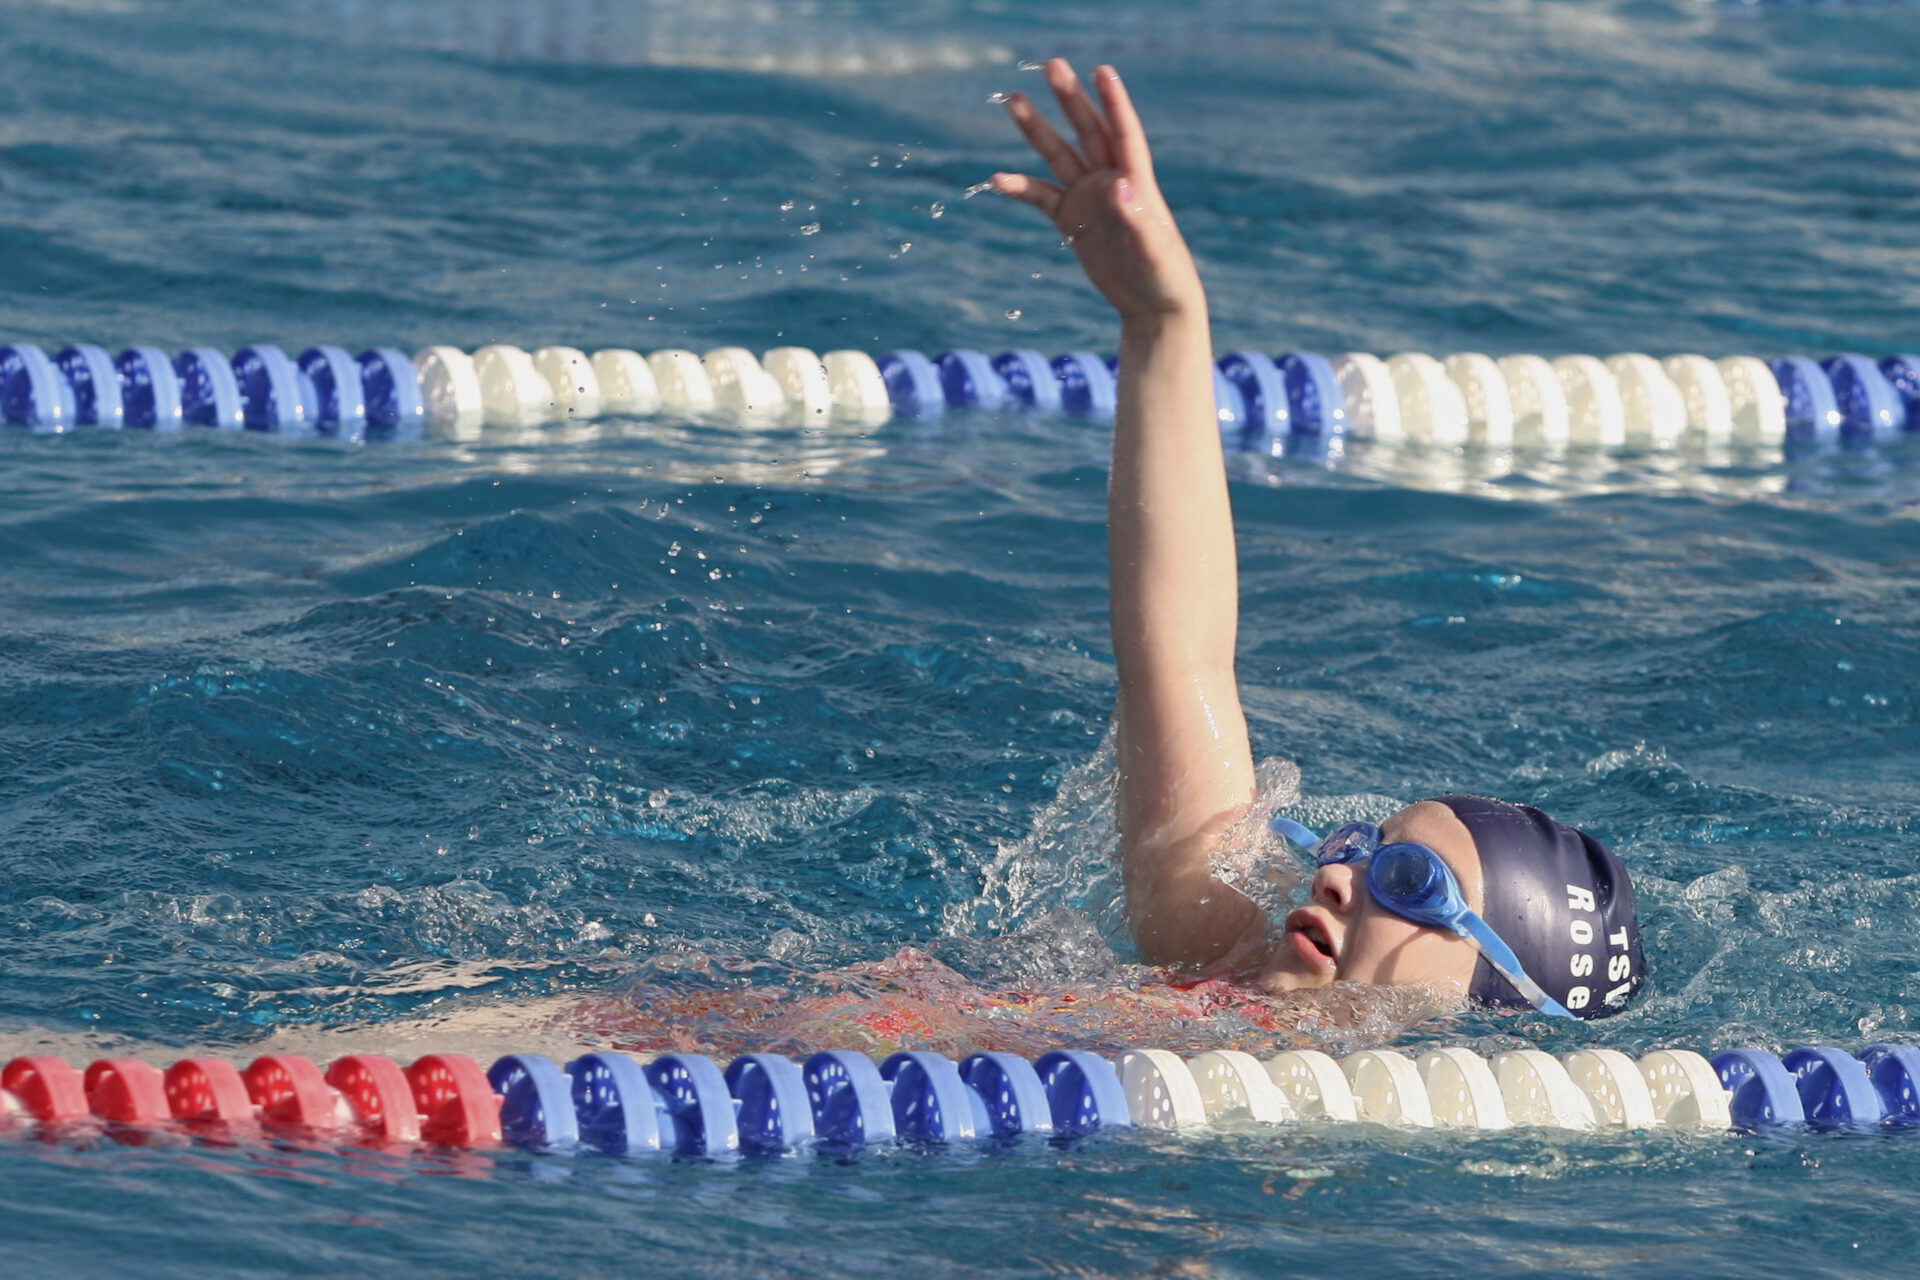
[[1123, 864, 1265, 973], [1124, 877, 1206, 970]]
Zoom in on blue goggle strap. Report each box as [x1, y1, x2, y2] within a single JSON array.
[[1270, 817, 1323, 850], [1272, 815, 1578, 1021], [1455, 910, 1576, 1020]]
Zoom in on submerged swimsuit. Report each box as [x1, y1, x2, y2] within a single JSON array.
[[573, 952, 1319, 1060]]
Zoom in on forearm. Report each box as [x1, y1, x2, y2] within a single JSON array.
[[1109, 305, 1241, 718]]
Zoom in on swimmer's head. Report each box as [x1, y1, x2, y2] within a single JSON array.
[[1273, 797, 1644, 1020], [1429, 793, 1644, 1020]]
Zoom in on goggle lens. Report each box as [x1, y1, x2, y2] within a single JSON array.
[[1372, 843, 1443, 905]]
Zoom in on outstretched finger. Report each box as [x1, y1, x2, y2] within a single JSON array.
[[991, 171, 1065, 220], [1093, 66, 1153, 176], [1006, 92, 1086, 188], [1045, 58, 1115, 174]]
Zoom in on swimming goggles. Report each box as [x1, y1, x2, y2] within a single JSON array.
[[1270, 817, 1575, 1020]]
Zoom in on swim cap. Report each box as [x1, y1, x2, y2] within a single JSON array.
[[1428, 794, 1645, 1020]]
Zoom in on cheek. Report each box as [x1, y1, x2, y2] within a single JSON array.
[[1342, 911, 1476, 988], [1339, 913, 1426, 984]]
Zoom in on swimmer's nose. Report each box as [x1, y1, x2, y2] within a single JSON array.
[[1312, 862, 1360, 916]]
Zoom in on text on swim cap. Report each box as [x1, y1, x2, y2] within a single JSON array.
[[1560, 884, 1634, 1011]]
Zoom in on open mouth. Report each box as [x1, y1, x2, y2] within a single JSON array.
[[1286, 909, 1339, 971]]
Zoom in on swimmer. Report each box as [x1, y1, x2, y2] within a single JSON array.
[[989, 61, 1646, 1020], [592, 62, 1646, 1056]]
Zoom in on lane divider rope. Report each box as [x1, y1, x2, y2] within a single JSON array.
[[3, 342, 1916, 451], [2, 1043, 1915, 1157]]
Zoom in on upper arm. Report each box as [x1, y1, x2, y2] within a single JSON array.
[[1114, 653, 1267, 972]]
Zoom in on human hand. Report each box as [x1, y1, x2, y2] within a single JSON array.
[[992, 60, 1205, 322]]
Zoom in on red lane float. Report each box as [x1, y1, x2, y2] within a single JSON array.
[[84, 1058, 171, 1124], [165, 1058, 255, 1124], [327, 1054, 422, 1143], [406, 1054, 502, 1148], [2, 1056, 89, 1123], [243, 1055, 341, 1129]]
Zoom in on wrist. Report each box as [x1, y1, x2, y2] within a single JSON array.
[[1118, 297, 1210, 341], [1121, 290, 1206, 320]]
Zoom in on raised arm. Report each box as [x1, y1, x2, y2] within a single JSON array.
[[994, 62, 1268, 973]]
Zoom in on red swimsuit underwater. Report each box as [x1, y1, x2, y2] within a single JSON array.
[[571, 949, 1342, 1061]]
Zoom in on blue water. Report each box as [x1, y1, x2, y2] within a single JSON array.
[[5, 0, 1920, 1275]]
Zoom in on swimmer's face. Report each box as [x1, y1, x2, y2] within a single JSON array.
[[1268, 800, 1484, 998]]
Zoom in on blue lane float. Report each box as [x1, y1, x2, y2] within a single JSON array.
[[935, 349, 1010, 412], [991, 348, 1062, 414], [298, 345, 367, 440], [55, 345, 122, 429], [115, 347, 184, 431], [959, 1051, 1052, 1136], [1860, 1043, 1920, 1125], [234, 344, 313, 435], [644, 1053, 740, 1156], [1051, 350, 1116, 419], [877, 348, 945, 418], [1821, 354, 1903, 441], [0, 344, 77, 432], [1768, 355, 1842, 445], [725, 1053, 816, 1151], [803, 1049, 897, 1147], [1035, 1050, 1131, 1136], [1218, 349, 1289, 452], [1211, 367, 1247, 437], [356, 347, 425, 436], [1711, 1049, 1806, 1128], [489, 1053, 581, 1149], [175, 346, 245, 431], [567, 1050, 668, 1154], [1278, 351, 1345, 437], [1781, 1047, 1883, 1129], [1879, 355, 1920, 431], [881, 1050, 990, 1142]]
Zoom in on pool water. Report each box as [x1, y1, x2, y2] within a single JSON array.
[[5, 0, 1920, 1275]]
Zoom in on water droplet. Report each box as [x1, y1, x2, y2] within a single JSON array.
[[779, 199, 796, 212], [800, 222, 821, 235], [987, 91, 1009, 104], [899, 241, 912, 253], [1017, 59, 1043, 71], [929, 201, 945, 219], [963, 180, 995, 199], [1005, 309, 1024, 321]]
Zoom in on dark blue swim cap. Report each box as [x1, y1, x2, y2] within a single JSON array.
[[1429, 795, 1645, 1020]]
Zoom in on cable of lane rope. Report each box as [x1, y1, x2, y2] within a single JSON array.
[[3, 341, 1918, 453]]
